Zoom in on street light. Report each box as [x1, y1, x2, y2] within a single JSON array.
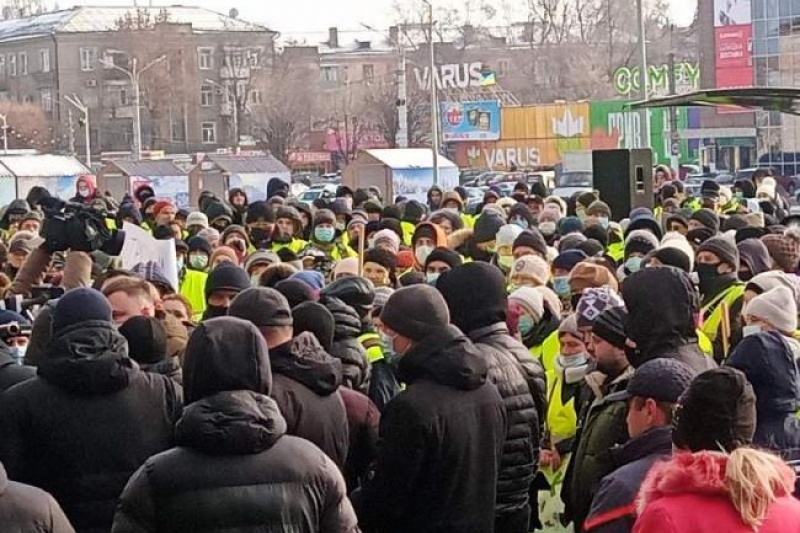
[[205, 78, 239, 152], [64, 94, 91, 167], [100, 53, 167, 160], [422, 0, 439, 186]]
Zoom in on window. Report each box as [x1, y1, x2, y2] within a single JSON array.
[[39, 49, 49, 73], [198, 47, 213, 70], [80, 47, 97, 71], [497, 59, 510, 79], [200, 84, 213, 106], [320, 66, 337, 83], [171, 117, 186, 142], [248, 48, 260, 69], [8, 54, 16, 77], [249, 88, 263, 105], [119, 88, 129, 106], [201, 121, 217, 144], [363, 64, 374, 81], [0, 56, 6, 78], [40, 88, 52, 112], [19, 52, 26, 75]]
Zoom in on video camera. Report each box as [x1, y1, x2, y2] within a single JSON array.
[[2, 286, 65, 316], [0, 321, 31, 340], [38, 197, 111, 253]]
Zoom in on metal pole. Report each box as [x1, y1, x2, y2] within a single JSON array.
[[133, 58, 142, 160], [231, 84, 239, 153], [396, 44, 408, 148], [427, 0, 439, 186], [84, 108, 91, 167], [67, 108, 75, 155], [0, 114, 7, 154], [637, 0, 651, 151], [668, 51, 679, 172]]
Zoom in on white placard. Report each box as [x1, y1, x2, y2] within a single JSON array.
[[119, 222, 178, 291]]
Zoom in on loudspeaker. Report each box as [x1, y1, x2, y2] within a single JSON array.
[[591, 149, 654, 219]]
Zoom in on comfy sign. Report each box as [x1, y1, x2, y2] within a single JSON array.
[[414, 62, 483, 90]]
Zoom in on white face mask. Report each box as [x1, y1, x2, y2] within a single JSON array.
[[415, 245, 433, 266], [743, 324, 762, 337]]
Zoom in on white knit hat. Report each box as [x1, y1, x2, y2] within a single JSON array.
[[496, 224, 524, 249], [659, 232, 695, 272], [332, 257, 359, 278], [511, 255, 550, 286], [747, 271, 800, 307], [745, 286, 798, 334], [509, 287, 545, 323], [534, 286, 563, 318]]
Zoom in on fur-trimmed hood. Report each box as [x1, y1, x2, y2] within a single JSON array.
[[447, 228, 473, 251]]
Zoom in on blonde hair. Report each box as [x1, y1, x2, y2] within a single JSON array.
[[101, 276, 158, 303], [725, 448, 795, 528]]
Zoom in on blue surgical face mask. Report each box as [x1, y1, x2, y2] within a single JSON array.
[[176, 258, 184, 272], [742, 324, 762, 337], [427, 273, 440, 285], [510, 217, 528, 229], [625, 256, 643, 274], [10, 345, 26, 364], [598, 217, 609, 230], [518, 314, 536, 336], [552, 276, 570, 298], [380, 330, 403, 363], [315, 226, 335, 243], [558, 352, 588, 368]]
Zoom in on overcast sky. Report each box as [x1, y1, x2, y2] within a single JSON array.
[[58, 0, 699, 39]]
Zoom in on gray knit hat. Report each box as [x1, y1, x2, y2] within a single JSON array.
[[697, 234, 739, 269], [380, 285, 449, 340], [745, 286, 798, 334]]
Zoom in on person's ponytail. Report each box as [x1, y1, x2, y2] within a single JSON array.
[[725, 448, 795, 528]]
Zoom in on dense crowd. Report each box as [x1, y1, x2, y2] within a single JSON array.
[[1, 168, 800, 532]]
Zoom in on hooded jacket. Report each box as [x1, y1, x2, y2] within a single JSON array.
[[0, 320, 182, 533], [321, 295, 370, 393], [622, 267, 716, 374], [359, 325, 506, 533], [69, 176, 98, 205], [111, 318, 359, 533], [0, 199, 30, 230], [0, 345, 35, 392], [270, 332, 349, 469], [427, 185, 443, 211], [339, 386, 380, 492], [0, 461, 75, 533], [411, 221, 448, 270], [633, 451, 800, 533]]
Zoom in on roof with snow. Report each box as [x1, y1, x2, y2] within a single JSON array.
[[364, 149, 457, 169], [0, 154, 88, 177]]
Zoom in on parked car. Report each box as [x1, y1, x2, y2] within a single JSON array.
[[297, 183, 337, 203], [551, 171, 593, 200]]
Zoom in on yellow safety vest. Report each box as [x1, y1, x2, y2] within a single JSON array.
[[461, 213, 475, 229], [180, 269, 207, 322], [531, 330, 561, 375], [358, 332, 384, 363], [272, 238, 308, 255], [606, 242, 624, 263], [400, 221, 415, 246], [700, 284, 745, 342], [540, 367, 579, 487], [697, 329, 714, 357]]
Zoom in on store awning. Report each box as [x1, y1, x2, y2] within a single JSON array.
[[629, 87, 800, 115]]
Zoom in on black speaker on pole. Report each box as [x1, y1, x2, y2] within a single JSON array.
[[591, 149, 654, 219]]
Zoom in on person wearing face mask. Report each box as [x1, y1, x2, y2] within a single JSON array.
[[509, 286, 562, 374], [552, 250, 589, 314], [203, 200, 234, 233], [201, 263, 250, 320], [69, 175, 99, 205], [509, 254, 550, 291], [424, 247, 462, 286], [508, 203, 535, 231], [180, 237, 212, 320], [618, 230, 658, 281], [410, 222, 447, 272], [696, 235, 745, 363], [302, 209, 355, 263], [737, 238, 772, 282], [494, 224, 524, 275], [184, 211, 208, 239], [442, 190, 475, 229], [0, 310, 34, 377]]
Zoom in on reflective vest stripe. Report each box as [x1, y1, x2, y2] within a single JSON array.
[[532, 330, 561, 375], [700, 285, 745, 342], [358, 332, 384, 363]]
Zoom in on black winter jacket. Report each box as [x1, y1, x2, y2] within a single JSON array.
[[323, 296, 370, 393], [359, 325, 506, 533], [0, 321, 182, 533], [0, 460, 75, 533], [469, 323, 544, 521], [270, 333, 349, 469], [0, 347, 35, 392], [340, 386, 380, 492]]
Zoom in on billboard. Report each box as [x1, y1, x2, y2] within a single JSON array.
[[440, 100, 501, 142], [714, 0, 752, 89]]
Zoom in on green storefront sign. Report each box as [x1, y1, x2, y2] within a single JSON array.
[[589, 100, 690, 165]]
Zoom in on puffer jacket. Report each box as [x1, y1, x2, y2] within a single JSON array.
[[111, 318, 358, 533], [359, 325, 506, 533], [322, 295, 370, 393], [0, 461, 75, 533], [0, 321, 182, 533], [270, 332, 349, 469], [634, 451, 800, 533], [622, 267, 716, 374], [468, 323, 544, 526], [139, 356, 182, 385], [0, 346, 35, 392], [339, 386, 380, 492]]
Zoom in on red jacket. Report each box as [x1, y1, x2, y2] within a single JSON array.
[[634, 451, 800, 533]]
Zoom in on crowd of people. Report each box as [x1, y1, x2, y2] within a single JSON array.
[[1, 168, 800, 532]]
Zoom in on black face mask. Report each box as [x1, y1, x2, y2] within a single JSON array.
[[739, 269, 754, 282], [570, 293, 582, 310], [202, 305, 228, 321], [249, 228, 271, 247], [696, 262, 721, 295]]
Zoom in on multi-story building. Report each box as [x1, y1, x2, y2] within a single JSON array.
[[0, 6, 276, 156]]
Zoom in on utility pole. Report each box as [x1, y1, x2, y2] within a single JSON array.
[[668, 51, 680, 172], [67, 108, 75, 155], [0, 113, 8, 154], [423, 0, 439, 186], [65, 94, 91, 167], [396, 40, 408, 148], [636, 0, 651, 151]]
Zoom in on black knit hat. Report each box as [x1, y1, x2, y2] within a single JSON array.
[[363, 248, 397, 272], [380, 285, 450, 340], [53, 288, 112, 333], [187, 236, 213, 256], [513, 229, 548, 258], [229, 287, 293, 327], [205, 263, 251, 300], [274, 279, 314, 309], [687, 226, 715, 246], [591, 307, 628, 349], [690, 208, 720, 233], [119, 316, 168, 365], [437, 262, 506, 333], [425, 247, 463, 270], [293, 301, 335, 352], [700, 179, 721, 200], [399, 271, 426, 286], [650, 247, 692, 273], [697, 235, 739, 269], [245, 201, 275, 224], [403, 200, 425, 224], [672, 367, 756, 453], [474, 211, 505, 243]]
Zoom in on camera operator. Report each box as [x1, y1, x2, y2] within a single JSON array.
[[0, 310, 34, 392]]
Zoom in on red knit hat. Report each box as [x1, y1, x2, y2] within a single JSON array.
[[152, 200, 174, 217]]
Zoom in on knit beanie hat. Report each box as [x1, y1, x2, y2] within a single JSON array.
[[650, 247, 692, 273], [403, 200, 425, 224], [313, 209, 336, 227], [290, 270, 326, 292], [513, 229, 548, 258], [364, 248, 397, 273], [373, 286, 395, 313], [437, 262, 507, 333], [244, 251, 281, 275], [591, 307, 628, 349], [745, 286, 798, 334], [292, 301, 335, 352], [511, 255, 550, 286], [553, 250, 589, 272], [380, 285, 450, 340], [274, 279, 315, 309], [474, 211, 506, 243], [686, 226, 715, 247], [568, 262, 620, 295], [558, 232, 587, 253], [119, 316, 168, 365], [761, 229, 800, 273], [586, 200, 612, 218], [196, 227, 220, 246], [536, 286, 563, 318], [690, 208, 721, 233], [737, 238, 772, 276], [624, 229, 659, 259], [558, 313, 580, 337], [53, 288, 112, 333], [509, 287, 545, 323], [229, 288, 293, 327], [425, 247, 462, 270], [672, 367, 756, 453], [496, 224, 524, 249], [333, 257, 359, 278], [187, 235, 213, 256], [659, 232, 695, 272], [576, 286, 625, 328], [697, 234, 739, 269], [186, 211, 209, 229], [558, 216, 584, 236], [209, 246, 239, 267], [205, 263, 251, 300], [373, 228, 401, 254]]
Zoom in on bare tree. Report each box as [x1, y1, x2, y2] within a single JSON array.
[[0, 102, 50, 151]]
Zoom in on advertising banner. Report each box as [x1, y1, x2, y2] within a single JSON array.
[[714, 0, 752, 90], [440, 100, 501, 142]]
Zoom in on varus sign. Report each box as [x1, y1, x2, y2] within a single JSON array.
[[414, 62, 483, 90]]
